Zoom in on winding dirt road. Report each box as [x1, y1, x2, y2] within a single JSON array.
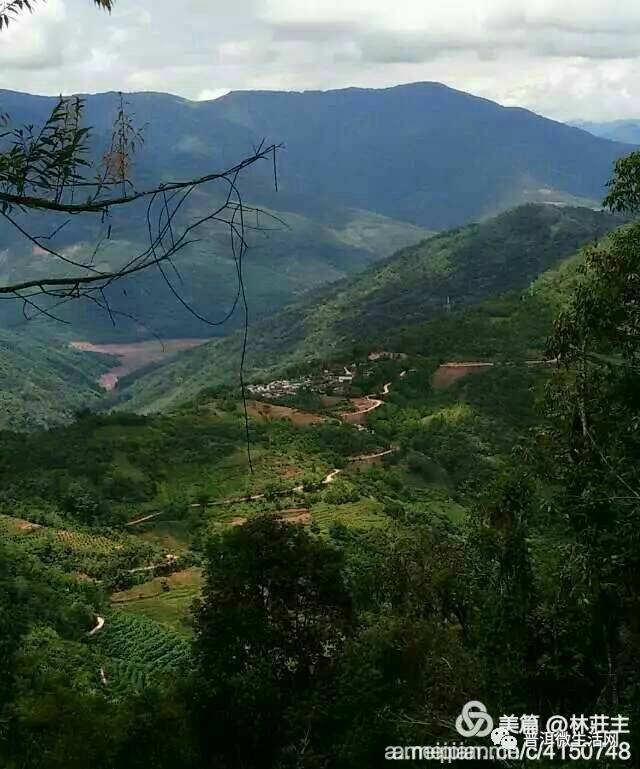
[[322, 468, 342, 484], [126, 512, 163, 527], [88, 615, 105, 636], [126, 374, 400, 525], [189, 465, 346, 511]]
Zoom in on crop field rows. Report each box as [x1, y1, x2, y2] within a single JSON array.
[[0, 514, 125, 554], [112, 583, 201, 634], [95, 611, 192, 693], [311, 499, 386, 530]]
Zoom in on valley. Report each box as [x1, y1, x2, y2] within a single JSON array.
[[3, 200, 639, 765], [0, 334, 556, 636], [70, 338, 212, 391], [111, 203, 622, 415], [2, 70, 640, 769]]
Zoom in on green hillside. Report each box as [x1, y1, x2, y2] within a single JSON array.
[[0, 204, 429, 342], [4, 206, 639, 769], [115, 204, 622, 413], [0, 330, 110, 431]]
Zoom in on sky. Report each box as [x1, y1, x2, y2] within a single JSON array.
[[1, 0, 640, 121]]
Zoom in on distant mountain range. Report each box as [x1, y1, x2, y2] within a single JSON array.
[[114, 204, 623, 414], [571, 119, 640, 145], [0, 82, 631, 344], [210, 83, 627, 228]]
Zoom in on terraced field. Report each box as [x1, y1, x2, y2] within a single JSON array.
[[311, 498, 387, 530], [55, 529, 122, 554], [111, 568, 203, 634], [0, 514, 120, 553], [95, 611, 191, 693]]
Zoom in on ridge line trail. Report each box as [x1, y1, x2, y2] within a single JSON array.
[[126, 511, 163, 527], [433, 358, 558, 387]]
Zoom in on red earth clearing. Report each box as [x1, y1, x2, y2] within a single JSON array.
[[70, 338, 211, 391], [246, 400, 328, 426], [339, 396, 384, 424], [432, 362, 494, 388]]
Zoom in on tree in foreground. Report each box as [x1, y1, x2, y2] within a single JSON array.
[[193, 516, 353, 768]]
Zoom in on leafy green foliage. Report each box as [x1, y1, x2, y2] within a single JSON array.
[[193, 516, 353, 768], [3, 144, 640, 768], [96, 611, 191, 694]]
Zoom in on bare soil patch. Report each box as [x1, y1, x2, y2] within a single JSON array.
[[70, 338, 210, 391], [432, 362, 494, 388], [339, 396, 384, 424], [16, 519, 42, 533], [278, 465, 303, 479], [247, 400, 327, 426], [279, 508, 312, 524]]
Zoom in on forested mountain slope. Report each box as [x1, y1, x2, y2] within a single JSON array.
[[213, 82, 628, 228], [2, 82, 627, 232], [115, 204, 622, 413], [0, 329, 110, 431]]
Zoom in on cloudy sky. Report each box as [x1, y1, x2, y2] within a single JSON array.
[[2, 0, 640, 121]]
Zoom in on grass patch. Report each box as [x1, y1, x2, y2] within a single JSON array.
[[111, 568, 202, 635], [311, 498, 386, 531]]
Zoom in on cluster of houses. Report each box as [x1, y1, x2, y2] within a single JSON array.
[[247, 352, 407, 402], [247, 365, 358, 400], [367, 351, 407, 362]]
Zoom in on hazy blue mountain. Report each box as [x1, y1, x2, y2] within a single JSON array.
[[211, 82, 628, 228], [0, 83, 630, 344], [571, 119, 640, 145], [2, 83, 627, 230]]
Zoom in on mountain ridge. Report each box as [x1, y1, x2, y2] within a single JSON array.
[[112, 203, 623, 414], [570, 118, 640, 145], [0, 81, 631, 348]]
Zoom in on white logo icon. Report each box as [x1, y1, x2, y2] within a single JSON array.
[[491, 728, 518, 748], [455, 701, 494, 738], [491, 727, 508, 745]]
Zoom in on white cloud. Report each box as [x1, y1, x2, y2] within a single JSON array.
[[1, 0, 640, 120], [197, 88, 232, 101], [0, 0, 69, 70]]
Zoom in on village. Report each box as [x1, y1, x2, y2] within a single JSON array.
[[246, 352, 407, 400]]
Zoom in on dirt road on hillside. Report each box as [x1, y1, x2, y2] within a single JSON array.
[[126, 374, 400, 525], [88, 616, 105, 636]]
